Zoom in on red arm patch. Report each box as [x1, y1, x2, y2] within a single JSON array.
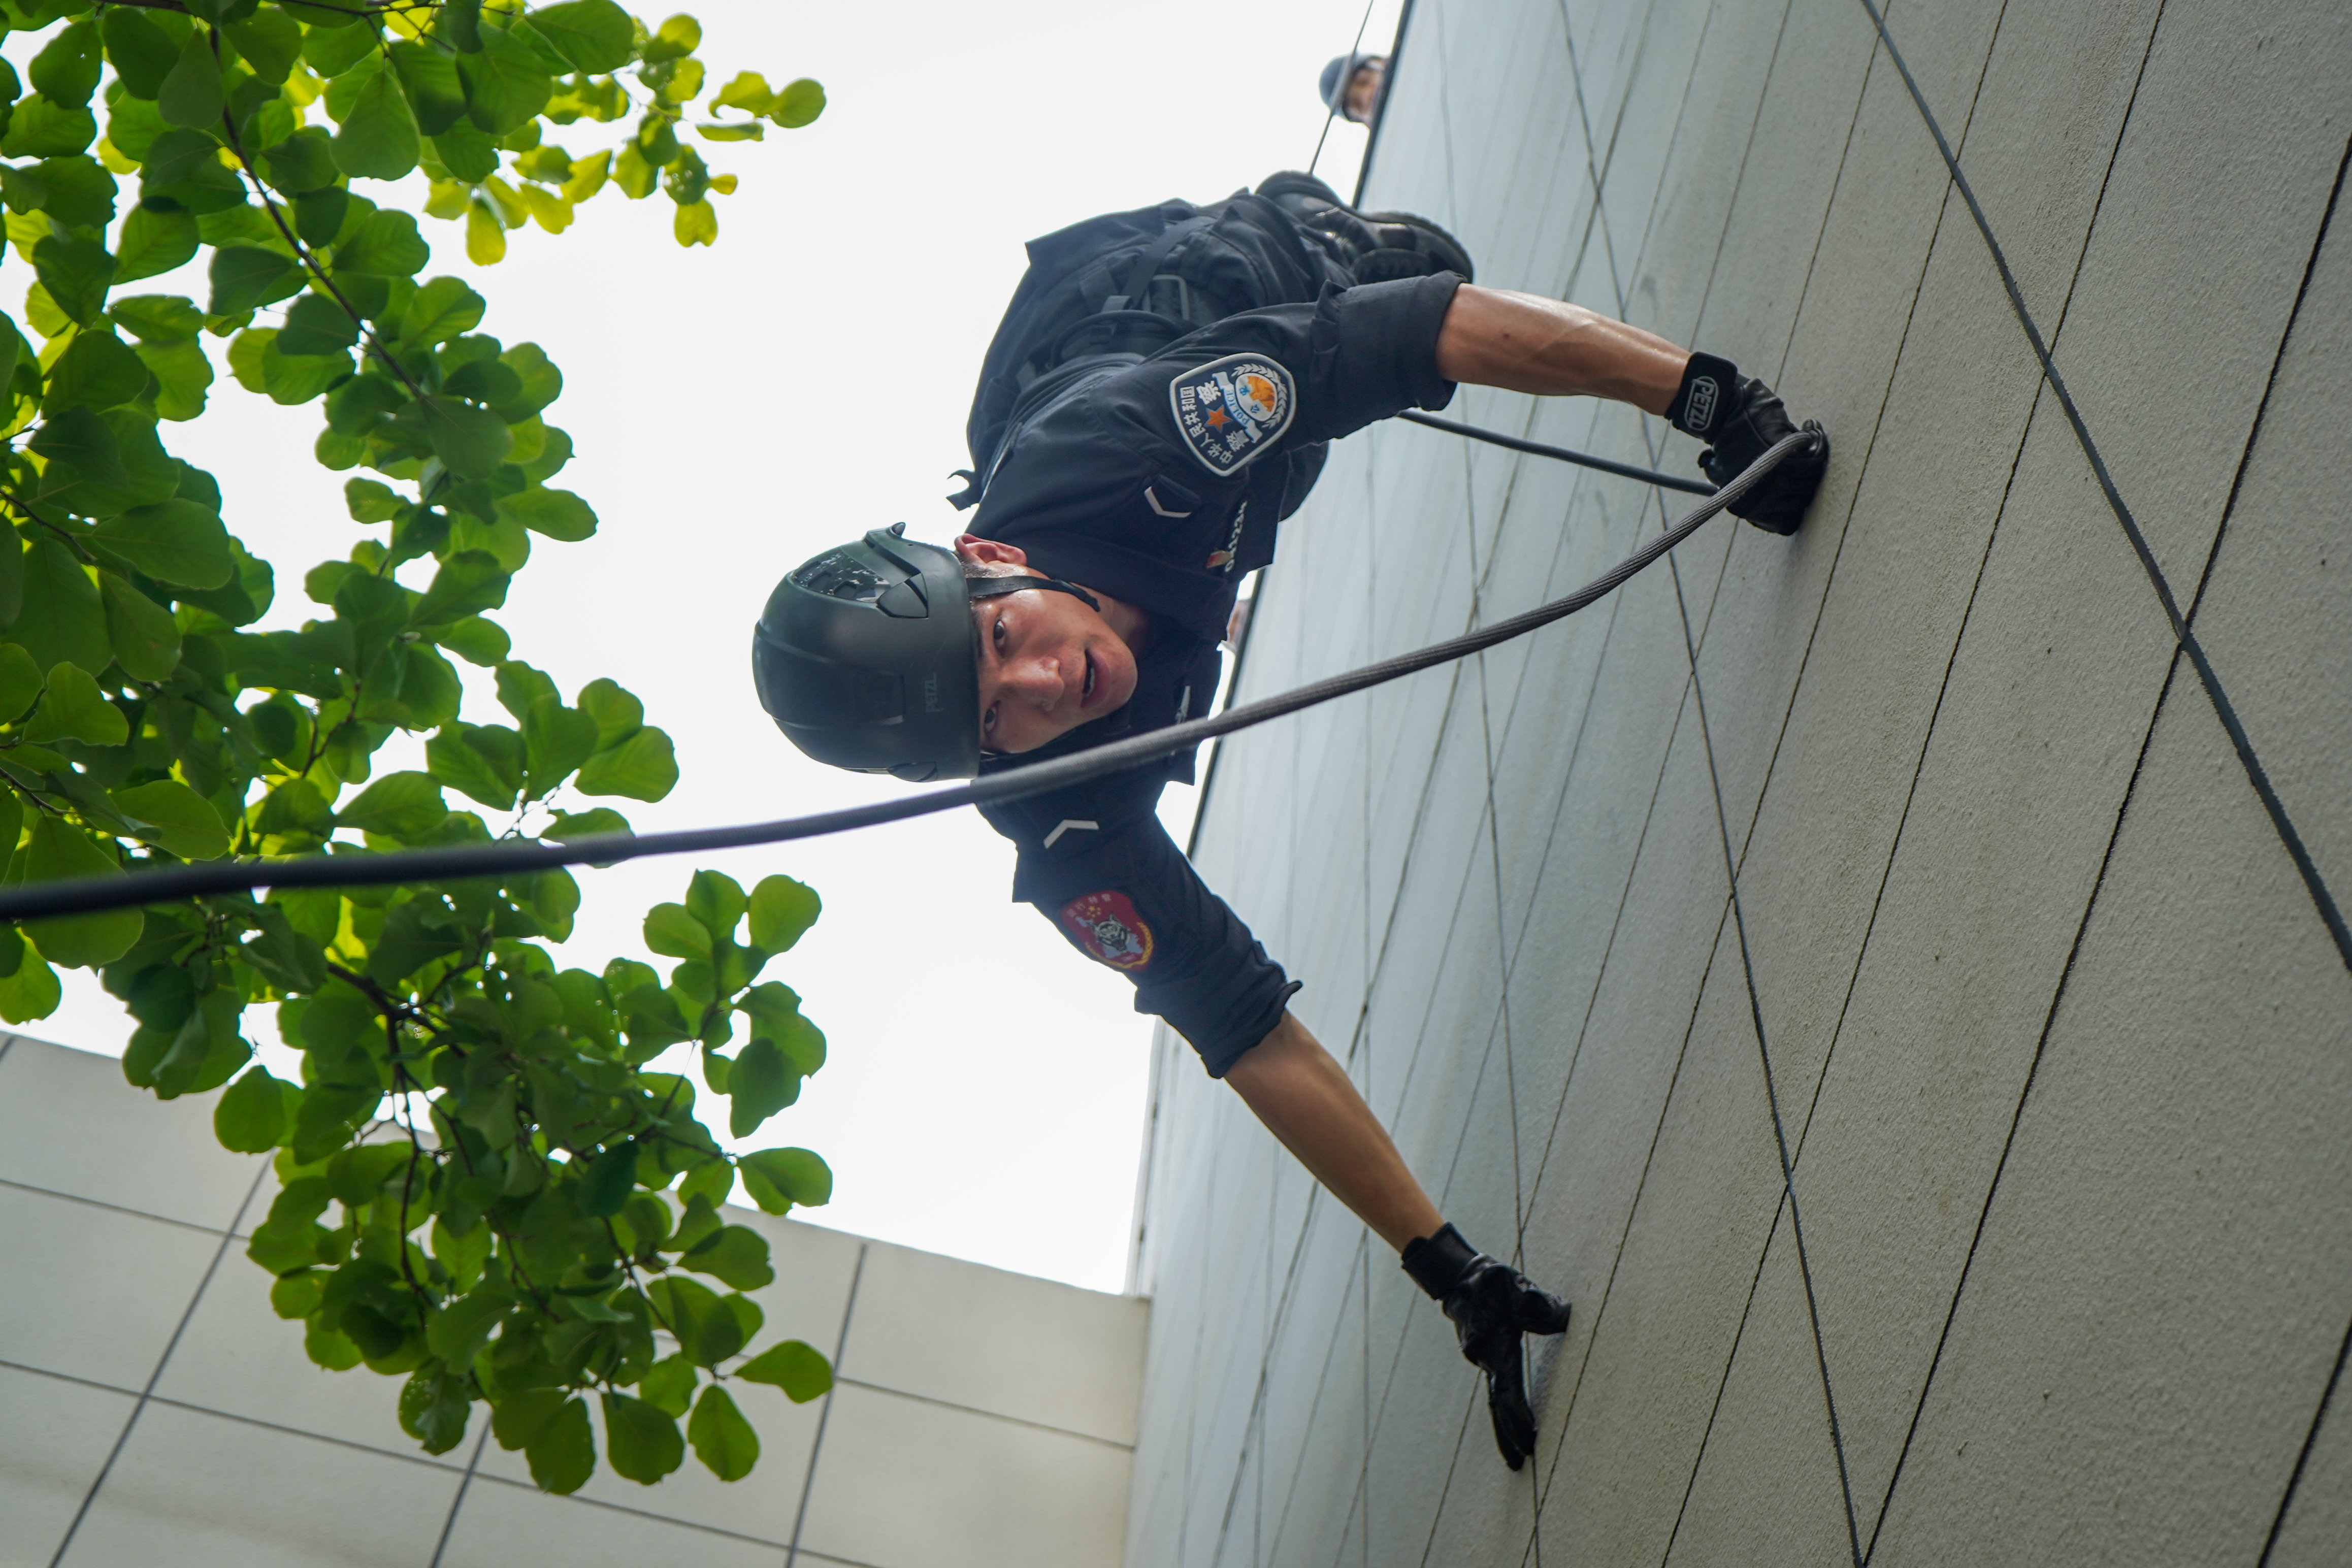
[[1059, 890, 1156, 970]]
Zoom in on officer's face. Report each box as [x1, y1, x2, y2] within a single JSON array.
[[1344, 62, 1383, 122], [974, 585, 1139, 754]]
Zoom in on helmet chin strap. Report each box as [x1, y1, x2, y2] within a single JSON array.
[[966, 573, 1102, 612]]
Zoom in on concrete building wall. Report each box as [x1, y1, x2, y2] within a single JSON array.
[[1124, 2, 2352, 1564], [0, 1036, 1146, 1568]]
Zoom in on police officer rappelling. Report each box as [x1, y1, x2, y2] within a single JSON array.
[[749, 172, 1828, 1469]]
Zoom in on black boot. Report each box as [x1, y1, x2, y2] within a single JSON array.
[[1257, 171, 1477, 285]]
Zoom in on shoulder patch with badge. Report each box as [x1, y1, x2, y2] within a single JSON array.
[[1169, 353, 1297, 477], [1059, 890, 1156, 970]]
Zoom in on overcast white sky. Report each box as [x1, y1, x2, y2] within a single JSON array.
[[30, 0, 1407, 1292]]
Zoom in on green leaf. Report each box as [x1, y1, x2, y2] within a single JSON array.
[[712, 71, 774, 114], [682, 1222, 774, 1290], [576, 1139, 636, 1217], [109, 295, 204, 346], [575, 725, 676, 802], [687, 1385, 760, 1482], [529, 1, 635, 73], [735, 1338, 833, 1403], [277, 293, 358, 357], [458, 25, 553, 134], [91, 498, 233, 588], [493, 485, 594, 542], [33, 232, 114, 328], [331, 58, 421, 180], [23, 661, 124, 745], [113, 778, 228, 859], [417, 394, 510, 477], [409, 549, 507, 627], [157, 28, 227, 130], [645, 1274, 744, 1366], [399, 1368, 472, 1455], [639, 1352, 696, 1418], [133, 336, 214, 421], [12, 542, 110, 679], [672, 198, 715, 248], [3, 96, 97, 158], [738, 1147, 831, 1214], [426, 1285, 512, 1362], [21, 817, 141, 969], [32, 154, 119, 231], [335, 770, 447, 837], [258, 125, 338, 195], [686, 869, 745, 939], [208, 245, 304, 316], [425, 724, 517, 811], [398, 274, 484, 347], [0, 945, 61, 1023], [642, 901, 709, 961], [97, 571, 181, 681], [326, 206, 428, 278], [600, 1392, 683, 1486], [388, 40, 467, 136], [42, 328, 147, 414], [343, 476, 400, 522], [747, 875, 820, 954], [0, 644, 44, 723], [543, 806, 628, 840], [102, 9, 181, 101], [726, 1038, 797, 1138], [113, 206, 200, 285], [214, 1065, 293, 1152], [433, 614, 510, 666], [524, 1396, 595, 1493], [224, 7, 305, 86], [575, 677, 642, 749], [522, 695, 597, 798], [641, 14, 701, 62], [772, 78, 826, 129]]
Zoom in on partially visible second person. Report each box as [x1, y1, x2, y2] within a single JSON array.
[[1320, 52, 1387, 124]]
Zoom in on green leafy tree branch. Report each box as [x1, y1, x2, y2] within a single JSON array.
[[0, 0, 837, 1492]]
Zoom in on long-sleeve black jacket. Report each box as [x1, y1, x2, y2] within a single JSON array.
[[969, 269, 1462, 1075]]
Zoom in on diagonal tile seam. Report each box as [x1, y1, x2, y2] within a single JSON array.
[[1210, 3, 1684, 1529], [1844, 76, 2352, 1568], [1856, 0, 2352, 974], [45, 1161, 272, 1568], [1602, 1, 2050, 1557], [1509, 0, 1922, 1546], [1260, 1230, 1371, 1565]]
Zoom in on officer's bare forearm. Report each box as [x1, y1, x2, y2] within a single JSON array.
[[1433, 284, 1686, 414], [1223, 1011, 1443, 1252]]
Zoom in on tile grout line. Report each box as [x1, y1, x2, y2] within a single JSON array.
[[1855, 0, 2352, 974], [0, 1171, 246, 1237], [783, 1240, 865, 1568], [424, 1423, 491, 1567], [45, 1159, 271, 1568]]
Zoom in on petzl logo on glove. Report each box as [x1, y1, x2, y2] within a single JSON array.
[[1683, 376, 1719, 433], [1059, 890, 1155, 970], [1170, 354, 1296, 477]]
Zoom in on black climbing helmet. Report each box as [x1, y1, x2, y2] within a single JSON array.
[[1319, 53, 1385, 119], [752, 526, 1100, 783]]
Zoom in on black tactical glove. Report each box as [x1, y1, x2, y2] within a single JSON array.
[[1666, 352, 1830, 537], [1402, 1223, 1572, 1469]]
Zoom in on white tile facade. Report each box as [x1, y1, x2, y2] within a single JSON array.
[[0, 1036, 1146, 1567], [1122, 1, 2352, 1564]]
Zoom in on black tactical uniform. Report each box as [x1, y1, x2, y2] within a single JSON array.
[[957, 188, 1464, 1075]]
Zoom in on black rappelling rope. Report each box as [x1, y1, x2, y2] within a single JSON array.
[[1396, 409, 1718, 496], [0, 431, 1816, 924]]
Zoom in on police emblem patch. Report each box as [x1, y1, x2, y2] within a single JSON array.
[[1170, 354, 1296, 477], [1059, 890, 1156, 970]]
